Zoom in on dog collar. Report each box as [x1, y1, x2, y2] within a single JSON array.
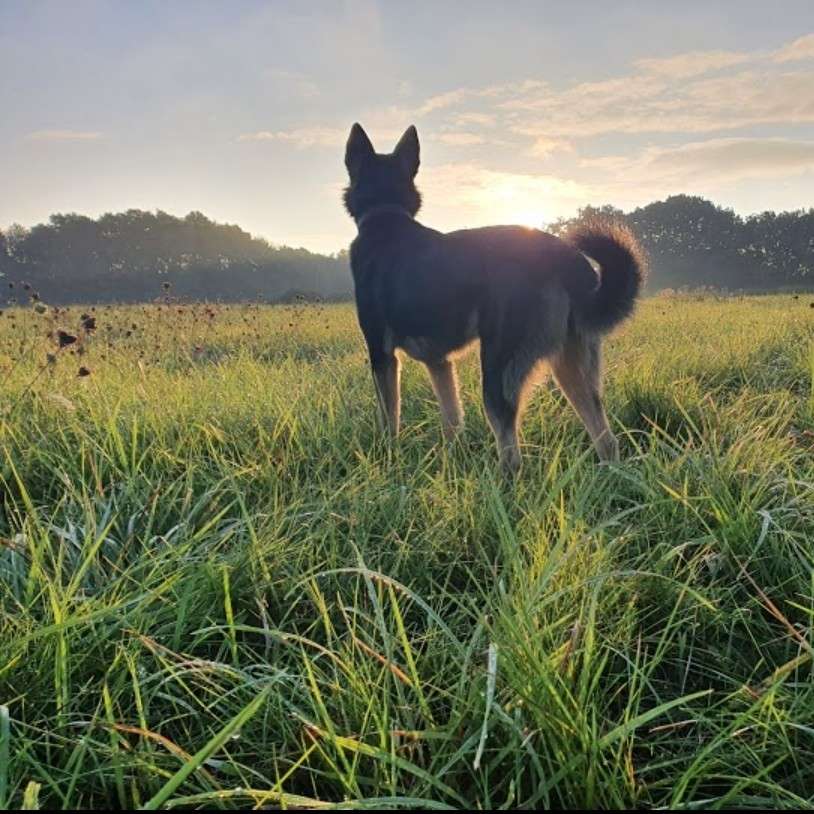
[[356, 205, 413, 229]]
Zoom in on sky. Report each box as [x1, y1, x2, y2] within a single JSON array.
[[2, 0, 814, 254]]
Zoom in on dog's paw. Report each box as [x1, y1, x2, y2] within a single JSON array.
[[499, 446, 522, 476], [596, 434, 620, 463]]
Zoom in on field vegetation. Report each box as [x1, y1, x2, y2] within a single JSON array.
[[1, 293, 813, 809]]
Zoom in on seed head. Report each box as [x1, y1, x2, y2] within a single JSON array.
[[57, 330, 78, 348]]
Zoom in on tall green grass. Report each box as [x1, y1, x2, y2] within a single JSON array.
[[1, 294, 813, 809]]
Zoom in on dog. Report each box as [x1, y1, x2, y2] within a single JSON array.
[[343, 123, 646, 471]]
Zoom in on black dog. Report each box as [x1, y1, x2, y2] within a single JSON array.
[[344, 123, 646, 471]]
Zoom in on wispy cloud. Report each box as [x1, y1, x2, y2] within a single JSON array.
[[587, 137, 814, 185], [436, 132, 486, 146], [238, 127, 348, 147], [27, 130, 103, 142], [501, 67, 814, 138], [571, 137, 814, 214], [528, 136, 572, 158], [416, 34, 814, 142], [633, 50, 750, 78], [654, 137, 814, 181], [416, 88, 472, 116], [256, 32, 814, 153], [451, 112, 497, 128], [241, 125, 489, 149], [772, 33, 814, 63], [237, 30, 814, 236]]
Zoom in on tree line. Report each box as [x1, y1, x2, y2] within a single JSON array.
[[552, 195, 814, 292], [0, 209, 353, 305], [2, 196, 812, 305]]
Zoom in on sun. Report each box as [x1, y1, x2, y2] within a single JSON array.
[[482, 179, 549, 228], [508, 210, 547, 229]]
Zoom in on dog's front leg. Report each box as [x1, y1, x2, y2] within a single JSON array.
[[370, 351, 401, 437], [426, 359, 464, 441]]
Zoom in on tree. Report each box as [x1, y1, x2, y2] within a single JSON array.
[[4, 199, 813, 304], [556, 196, 814, 291], [1, 209, 353, 304]]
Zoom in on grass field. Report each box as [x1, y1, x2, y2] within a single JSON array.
[[1, 293, 813, 809]]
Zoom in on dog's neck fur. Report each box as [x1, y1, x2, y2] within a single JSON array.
[[356, 204, 414, 230]]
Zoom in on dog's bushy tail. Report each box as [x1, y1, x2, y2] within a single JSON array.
[[565, 219, 647, 333]]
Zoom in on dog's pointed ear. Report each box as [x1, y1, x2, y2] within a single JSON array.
[[345, 123, 374, 178], [394, 125, 420, 177]]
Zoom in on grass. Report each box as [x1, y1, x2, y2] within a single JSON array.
[[1, 292, 813, 809]]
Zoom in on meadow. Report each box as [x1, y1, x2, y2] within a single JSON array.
[[1, 293, 813, 809]]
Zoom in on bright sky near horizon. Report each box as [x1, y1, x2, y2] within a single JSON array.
[[2, 1, 814, 254]]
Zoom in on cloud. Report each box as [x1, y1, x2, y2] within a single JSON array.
[[242, 35, 814, 158], [436, 132, 486, 146], [402, 32, 814, 144], [238, 123, 409, 149], [773, 33, 814, 63], [27, 130, 103, 142], [582, 137, 814, 189], [238, 31, 814, 228], [416, 89, 472, 116], [451, 112, 497, 128], [413, 80, 547, 118], [634, 50, 750, 78], [238, 126, 348, 147], [242, 124, 490, 150], [262, 69, 320, 100], [642, 137, 814, 182], [419, 163, 594, 228], [529, 136, 572, 158], [501, 67, 814, 138]]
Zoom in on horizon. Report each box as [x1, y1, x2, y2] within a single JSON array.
[[2, 2, 814, 254], [6, 191, 814, 261]]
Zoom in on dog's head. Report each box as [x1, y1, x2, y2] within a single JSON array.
[[343, 123, 422, 221]]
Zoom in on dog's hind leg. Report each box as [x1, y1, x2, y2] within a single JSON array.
[[371, 352, 401, 437], [480, 345, 531, 474], [426, 359, 464, 440], [550, 333, 619, 462]]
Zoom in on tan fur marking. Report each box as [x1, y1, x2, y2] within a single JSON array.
[[426, 360, 464, 440], [551, 336, 618, 462]]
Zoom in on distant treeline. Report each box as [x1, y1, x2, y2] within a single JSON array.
[[2, 195, 813, 304], [552, 195, 814, 292], [0, 209, 353, 305]]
